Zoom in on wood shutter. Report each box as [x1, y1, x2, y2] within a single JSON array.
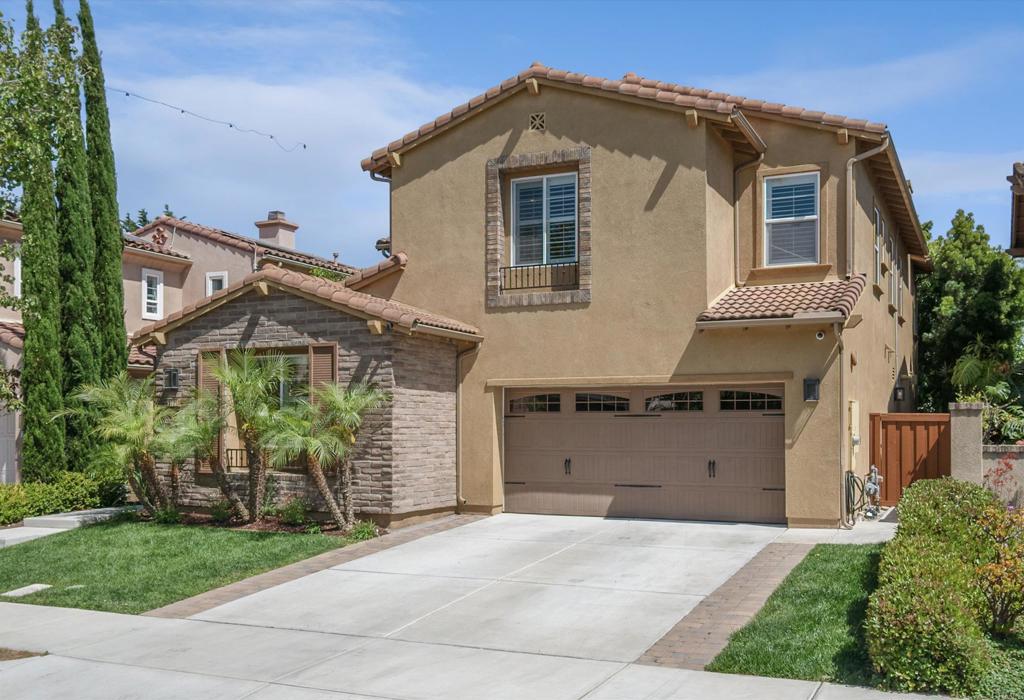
[[196, 351, 223, 474], [309, 344, 337, 395]]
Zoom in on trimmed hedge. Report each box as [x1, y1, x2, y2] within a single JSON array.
[[0, 472, 102, 526], [865, 478, 998, 695]]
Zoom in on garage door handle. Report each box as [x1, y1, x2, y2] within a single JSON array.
[[707, 459, 712, 478], [711, 459, 717, 478], [564, 458, 572, 476]]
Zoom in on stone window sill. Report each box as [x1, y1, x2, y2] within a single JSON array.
[[491, 288, 591, 308]]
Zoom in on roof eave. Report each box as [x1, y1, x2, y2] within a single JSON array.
[[696, 311, 846, 329]]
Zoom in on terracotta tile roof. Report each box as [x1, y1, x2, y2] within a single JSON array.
[[1010, 163, 1024, 255], [132, 217, 357, 275], [123, 233, 191, 260], [698, 275, 867, 323], [128, 343, 156, 368], [0, 320, 24, 349], [132, 263, 480, 343], [344, 252, 408, 291], [362, 62, 887, 172]]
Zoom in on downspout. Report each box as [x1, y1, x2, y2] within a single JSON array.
[[368, 169, 394, 258], [733, 153, 765, 286], [834, 321, 853, 528], [845, 137, 890, 277], [455, 342, 480, 511]]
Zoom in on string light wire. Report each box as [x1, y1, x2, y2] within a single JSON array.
[[107, 86, 308, 152]]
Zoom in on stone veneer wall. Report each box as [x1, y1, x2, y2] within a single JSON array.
[[151, 288, 459, 523], [982, 444, 1024, 509]]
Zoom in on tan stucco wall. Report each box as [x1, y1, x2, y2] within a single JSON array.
[[364, 85, 906, 527], [0, 223, 22, 324], [122, 253, 186, 334]]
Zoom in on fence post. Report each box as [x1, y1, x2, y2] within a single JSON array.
[[948, 402, 985, 485]]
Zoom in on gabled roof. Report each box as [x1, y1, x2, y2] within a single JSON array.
[[344, 252, 407, 291], [123, 233, 191, 261], [0, 320, 24, 349], [697, 275, 867, 326], [132, 217, 357, 275], [128, 343, 156, 369], [132, 263, 480, 345], [362, 62, 886, 174], [1010, 162, 1024, 256]]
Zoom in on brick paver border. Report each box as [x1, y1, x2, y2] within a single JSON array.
[[637, 542, 814, 670], [143, 514, 484, 619]]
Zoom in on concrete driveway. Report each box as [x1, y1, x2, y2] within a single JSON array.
[[0, 514, 919, 699]]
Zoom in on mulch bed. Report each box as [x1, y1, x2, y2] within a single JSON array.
[[0, 648, 45, 662], [167, 512, 382, 538]]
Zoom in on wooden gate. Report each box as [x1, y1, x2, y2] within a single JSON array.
[[869, 413, 951, 506]]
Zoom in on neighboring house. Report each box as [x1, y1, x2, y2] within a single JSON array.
[[0, 211, 356, 482], [1010, 162, 1023, 257], [348, 64, 927, 528], [131, 262, 477, 526]]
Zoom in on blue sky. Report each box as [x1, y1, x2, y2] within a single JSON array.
[[5, 0, 1023, 266]]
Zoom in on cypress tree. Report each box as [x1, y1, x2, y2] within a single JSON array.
[[51, 0, 99, 469], [78, 0, 125, 379], [19, 1, 66, 481]]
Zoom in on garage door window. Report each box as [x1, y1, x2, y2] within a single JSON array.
[[509, 394, 560, 414], [645, 391, 703, 412], [575, 393, 629, 412], [720, 390, 783, 411]]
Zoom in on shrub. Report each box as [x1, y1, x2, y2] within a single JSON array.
[[209, 500, 233, 525], [277, 496, 309, 526], [0, 471, 101, 526], [897, 477, 997, 562], [152, 508, 182, 525], [347, 519, 378, 541], [866, 535, 991, 694], [976, 506, 1024, 636]]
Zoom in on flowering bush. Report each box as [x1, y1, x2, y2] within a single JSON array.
[[976, 506, 1024, 636]]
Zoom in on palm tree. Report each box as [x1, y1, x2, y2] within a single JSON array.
[[211, 349, 292, 522], [165, 389, 249, 521], [67, 372, 170, 516], [267, 382, 387, 529]]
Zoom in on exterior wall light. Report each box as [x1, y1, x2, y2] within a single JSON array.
[[803, 378, 820, 402], [164, 368, 180, 391], [893, 386, 905, 402]]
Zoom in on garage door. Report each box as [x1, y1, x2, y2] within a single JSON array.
[[504, 386, 785, 523]]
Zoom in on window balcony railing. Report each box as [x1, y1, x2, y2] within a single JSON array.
[[499, 262, 579, 292], [224, 448, 304, 473]]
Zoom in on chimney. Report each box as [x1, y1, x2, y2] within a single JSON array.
[[255, 210, 298, 249]]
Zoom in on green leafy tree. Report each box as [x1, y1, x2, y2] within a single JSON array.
[[266, 383, 387, 529], [78, 0, 126, 380], [165, 389, 248, 521], [67, 372, 170, 516], [915, 210, 1024, 411], [10, 3, 66, 481], [120, 204, 179, 234], [51, 0, 100, 470], [212, 349, 291, 522]]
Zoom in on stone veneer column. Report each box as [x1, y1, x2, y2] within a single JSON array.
[[949, 402, 984, 485]]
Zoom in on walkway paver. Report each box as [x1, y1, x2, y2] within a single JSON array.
[[638, 542, 815, 670]]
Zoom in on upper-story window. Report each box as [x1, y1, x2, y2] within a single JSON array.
[[511, 173, 578, 266], [888, 233, 897, 302], [873, 208, 882, 285], [11, 246, 20, 299], [896, 253, 903, 314], [206, 271, 228, 295], [764, 172, 819, 267], [141, 268, 164, 320]]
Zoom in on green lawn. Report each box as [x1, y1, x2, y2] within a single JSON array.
[[707, 543, 881, 686], [0, 520, 348, 614]]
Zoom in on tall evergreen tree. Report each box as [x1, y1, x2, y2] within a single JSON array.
[[51, 0, 99, 469], [18, 1, 66, 480], [78, 0, 125, 378]]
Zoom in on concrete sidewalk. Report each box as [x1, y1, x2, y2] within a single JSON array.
[[0, 602, 933, 699]]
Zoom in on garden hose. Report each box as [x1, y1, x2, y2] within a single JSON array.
[[843, 470, 866, 528]]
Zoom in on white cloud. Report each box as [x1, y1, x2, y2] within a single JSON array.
[[108, 70, 473, 268], [697, 31, 1024, 118], [901, 149, 1022, 197]]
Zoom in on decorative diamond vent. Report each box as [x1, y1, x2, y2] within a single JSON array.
[[529, 112, 546, 132]]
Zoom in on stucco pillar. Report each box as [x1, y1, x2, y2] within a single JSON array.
[[949, 402, 984, 485]]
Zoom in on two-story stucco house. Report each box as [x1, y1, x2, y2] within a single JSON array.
[[347, 64, 927, 528], [0, 211, 356, 482]]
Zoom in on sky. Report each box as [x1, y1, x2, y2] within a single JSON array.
[[3, 0, 1023, 267]]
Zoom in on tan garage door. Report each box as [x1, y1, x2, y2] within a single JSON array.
[[504, 386, 785, 523]]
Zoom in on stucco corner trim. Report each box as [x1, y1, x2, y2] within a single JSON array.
[[485, 146, 592, 308]]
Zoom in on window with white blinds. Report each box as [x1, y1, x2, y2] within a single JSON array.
[[511, 173, 578, 266], [764, 172, 819, 266]]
